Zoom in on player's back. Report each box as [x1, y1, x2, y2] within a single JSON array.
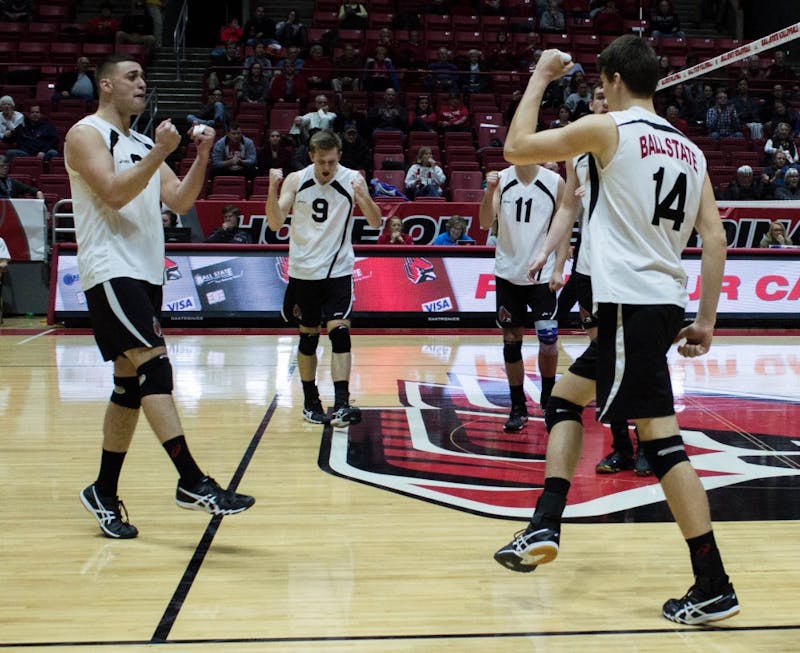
[[587, 106, 707, 307]]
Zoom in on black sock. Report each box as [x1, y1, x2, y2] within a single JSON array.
[[96, 449, 127, 498], [687, 531, 729, 592], [532, 477, 570, 531], [333, 380, 349, 408], [540, 376, 555, 399], [163, 435, 204, 488], [302, 380, 319, 407], [509, 384, 525, 407], [609, 421, 634, 456]]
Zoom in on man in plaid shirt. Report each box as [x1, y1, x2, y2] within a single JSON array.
[[706, 90, 743, 139]]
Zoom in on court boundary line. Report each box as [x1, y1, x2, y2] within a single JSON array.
[[2, 623, 799, 649]]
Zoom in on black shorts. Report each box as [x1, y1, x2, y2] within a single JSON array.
[[595, 303, 685, 423], [84, 278, 165, 361], [282, 275, 353, 328], [571, 271, 598, 330], [495, 276, 558, 329], [567, 338, 598, 381]]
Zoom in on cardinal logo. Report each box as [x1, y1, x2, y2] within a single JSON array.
[[403, 257, 436, 284]]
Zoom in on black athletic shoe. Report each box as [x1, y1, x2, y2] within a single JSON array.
[[80, 484, 139, 539], [494, 526, 560, 572], [175, 476, 255, 515], [330, 403, 362, 428], [634, 446, 653, 476], [595, 449, 634, 474], [504, 405, 528, 432], [662, 583, 740, 625], [302, 400, 329, 425]]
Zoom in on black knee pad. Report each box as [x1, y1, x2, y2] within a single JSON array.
[[503, 340, 523, 363], [110, 375, 141, 409], [137, 354, 174, 397], [640, 435, 689, 480], [544, 396, 584, 432], [298, 332, 320, 356], [329, 325, 351, 353]]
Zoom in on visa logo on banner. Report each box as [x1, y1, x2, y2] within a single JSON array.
[[422, 296, 453, 312], [166, 296, 197, 311]]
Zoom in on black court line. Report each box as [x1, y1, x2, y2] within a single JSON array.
[[149, 393, 279, 643], [3, 624, 799, 649]]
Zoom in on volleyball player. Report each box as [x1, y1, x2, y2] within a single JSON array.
[[66, 55, 255, 539], [266, 130, 382, 428], [492, 38, 738, 625]]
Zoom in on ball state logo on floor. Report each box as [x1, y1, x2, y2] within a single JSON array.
[[318, 374, 800, 522]]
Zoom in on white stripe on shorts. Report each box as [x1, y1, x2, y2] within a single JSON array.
[[599, 303, 626, 422], [102, 280, 152, 349]]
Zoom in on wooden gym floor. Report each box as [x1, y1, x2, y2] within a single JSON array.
[[0, 318, 798, 652]]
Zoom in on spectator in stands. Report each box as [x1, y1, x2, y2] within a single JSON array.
[[759, 83, 787, 123], [339, 125, 372, 177], [665, 104, 689, 133], [461, 50, 491, 95], [276, 46, 305, 73], [377, 216, 413, 245], [54, 57, 97, 103], [339, 0, 368, 29], [373, 28, 399, 63], [759, 220, 793, 247], [291, 94, 337, 144], [741, 55, 768, 84], [86, 2, 121, 43], [764, 122, 799, 164], [432, 215, 474, 245], [549, 104, 572, 129], [0, 155, 44, 199], [332, 44, 364, 94], [243, 41, 272, 78], [691, 82, 715, 127], [305, 44, 334, 92], [0, 97, 24, 144], [657, 56, 676, 80], [731, 78, 764, 139], [258, 129, 296, 176], [767, 50, 797, 83], [207, 40, 245, 92], [363, 46, 399, 93], [775, 168, 800, 200], [1, 0, 33, 21], [409, 96, 438, 132], [116, 1, 156, 61], [667, 82, 694, 121], [397, 30, 427, 69], [5, 105, 60, 163], [706, 89, 743, 139], [162, 209, 178, 228], [205, 205, 252, 244], [145, 0, 166, 48], [593, 0, 624, 35], [211, 123, 257, 179], [276, 9, 307, 49], [219, 16, 244, 45], [479, 0, 511, 16], [438, 93, 470, 133], [426, 47, 460, 94], [514, 32, 541, 72], [539, 0, 566, 33], [720, 165, 771, 201], [238, 62, 270, 104], [186, 89, 232, 130], [765, 100, 800, 139], [268, 61, 309, 106], [762, 150, 794, 189], [368, 88, 407, 133], [650, 0, 685, 39], [488, 32, 515, 71], [405, 146, 446, 198], [332, 100, 369, 139], [241, 5, 277, 46], [565, 79, 592, 117]]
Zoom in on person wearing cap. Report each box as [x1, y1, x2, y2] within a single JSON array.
[[204, 205, 252, 243], [339, 125, 372, 177], [719, 165, 772, 201]]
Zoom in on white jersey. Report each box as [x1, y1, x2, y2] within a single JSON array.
[[493, 165, 561, 286], [288, 163, 360, 280], [572, 152, 598, 276], [66, 115, 164, 290], [587, 106, 706, 307]]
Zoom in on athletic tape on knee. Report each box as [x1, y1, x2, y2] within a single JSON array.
[[535, 319, 559, 345], [544, 396, 584, 432], [503, 340, 523, 363], [329, 325, 351, 353], [298, 332, 320, 356], [137, 354, 174, 397], [640, 435, 689, 480], [110, 375, 141, 409]]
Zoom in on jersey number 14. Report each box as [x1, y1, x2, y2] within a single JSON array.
[[652, 167, 687, 231]]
